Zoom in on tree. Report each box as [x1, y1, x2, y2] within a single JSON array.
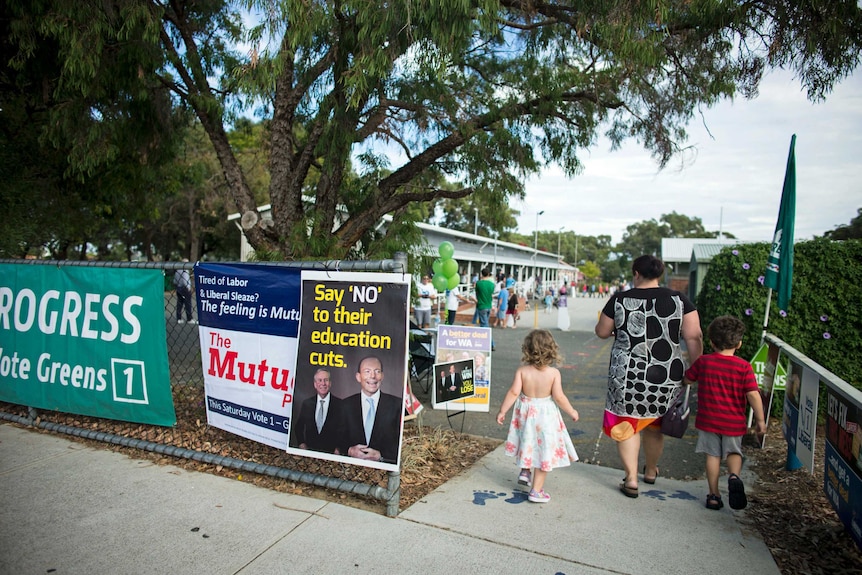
[[1, 0, 182, 260], [5, 1, 862, 261], [617, 219, 668, 260], [824, 208, 862, 240], [436, 196, 519, 237], [579, 261, 603, 282], [575, 235, 614, 267], [616, 212, 729, 263], [661, 212, 711, 238]]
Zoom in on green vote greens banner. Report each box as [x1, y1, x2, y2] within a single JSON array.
[[0, 264, 176, 426]]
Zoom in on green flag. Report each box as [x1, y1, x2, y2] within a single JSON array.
[[765, 135, 796, 310]]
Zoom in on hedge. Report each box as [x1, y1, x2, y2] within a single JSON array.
[[695, 238, 862, 390]]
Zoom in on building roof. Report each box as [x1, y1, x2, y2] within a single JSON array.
[[228, 205, 577, 273], [661, 238, 741, 263], [404, 219, 577, 272], [691, 242, 736, 262]]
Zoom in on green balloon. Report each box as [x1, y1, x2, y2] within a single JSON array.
[[441, 258, 458, 277], [438, 241, 455, 259], [432, 258, 443, 275], [432, 273, 448, 292], [447, 274, 460, 289]]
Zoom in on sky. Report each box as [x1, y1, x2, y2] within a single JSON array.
[[512, 69, 862, 245]]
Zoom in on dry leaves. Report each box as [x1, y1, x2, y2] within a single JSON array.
[[743, 429, 861, 574]]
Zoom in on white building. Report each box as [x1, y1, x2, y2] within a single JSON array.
[[229, 205, 577, 296]]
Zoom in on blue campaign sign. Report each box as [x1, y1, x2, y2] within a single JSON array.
[[196, 263, 301, 449], [194, 263, 301, 337], [824, 387, 862, 550]]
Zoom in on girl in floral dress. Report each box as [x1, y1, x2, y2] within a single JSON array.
[[496, 329, 579, 502]]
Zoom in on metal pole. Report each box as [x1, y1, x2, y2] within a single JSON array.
[[574, 234, 579, 267], [534, 210, 544, 289], [493, 233, 498, 277], [761, 288, 773, 343]]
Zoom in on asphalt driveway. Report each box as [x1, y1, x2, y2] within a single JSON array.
[[410, 296, 706, 480]]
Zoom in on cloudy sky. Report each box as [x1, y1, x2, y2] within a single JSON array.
[[512, 69, 862, 245]]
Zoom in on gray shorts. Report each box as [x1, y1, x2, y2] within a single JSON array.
[[695, 431, 744, 459], [414, 308, 431, 326]]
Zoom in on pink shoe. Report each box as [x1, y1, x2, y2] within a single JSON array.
[[528, 489, 550, 503], [518, 470, 532, 486]]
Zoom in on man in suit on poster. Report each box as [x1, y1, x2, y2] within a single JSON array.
[[294, 368, 343, 454], [437, 363, 464, 403], [342, 356, 402, 464], [437, 368, 449, 400], [445, 363, 463, 392]]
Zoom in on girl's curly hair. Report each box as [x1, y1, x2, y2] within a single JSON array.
[[521, 329, 562, 368]]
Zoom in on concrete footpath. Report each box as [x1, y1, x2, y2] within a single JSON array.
[[0, 295, 781, 574], [0, 423, 779, 575]]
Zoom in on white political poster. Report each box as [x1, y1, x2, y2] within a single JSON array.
[[195, 263, 301, 449]]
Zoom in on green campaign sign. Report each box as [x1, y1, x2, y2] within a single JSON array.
[[0, 264, 176, 426], [750, 342, 787, 392]]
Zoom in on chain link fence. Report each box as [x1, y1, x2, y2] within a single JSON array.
[[163, 263, 204, 386], [0, 257, 408, 516]]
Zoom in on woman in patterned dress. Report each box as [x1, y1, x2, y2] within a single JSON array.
[[496, 329, 579, 503], [595, 255, 703, 498]]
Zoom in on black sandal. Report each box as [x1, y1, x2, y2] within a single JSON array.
[[728, 474, 748, 510], [642, 465, 659, 485], [619, 481, 639, 498], [706, 493, 724, 510]]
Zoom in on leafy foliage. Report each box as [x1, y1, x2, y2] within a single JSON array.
[[617, 212, 724, 263], [579, 261, 603, 281], [435, 195, 519, 237], [696, 239, 862, 389], [823, 207, 862, 240], [0, 0, 183, 259], [6, 0, 862, 262]]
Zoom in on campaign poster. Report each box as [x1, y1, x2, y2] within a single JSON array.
[[751, 341, 788, 392], [0, 264, 175, 426], [287, 271, 410, 472], [434, 325, 491, 412], [781, 359, 818, 472], [196, 263, 300, 449], [750, 341, 787, 447], [824, 387, 862, 550], [404, 380, 424, 419], [432, 359, 476, 406]]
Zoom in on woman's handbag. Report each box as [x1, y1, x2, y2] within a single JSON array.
[[660, 386, 691, 438]]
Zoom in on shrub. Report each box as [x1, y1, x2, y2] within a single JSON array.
[[696, 238, 862, 390]]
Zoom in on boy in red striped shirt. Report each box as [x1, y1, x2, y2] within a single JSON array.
[[685, 315, 767, 511]]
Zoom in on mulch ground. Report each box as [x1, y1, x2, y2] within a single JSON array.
[[741, 432, 861, 574]]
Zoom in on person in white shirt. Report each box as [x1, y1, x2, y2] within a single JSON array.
[[445, 285, 465, 325], [414, 275, 438, 328]]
